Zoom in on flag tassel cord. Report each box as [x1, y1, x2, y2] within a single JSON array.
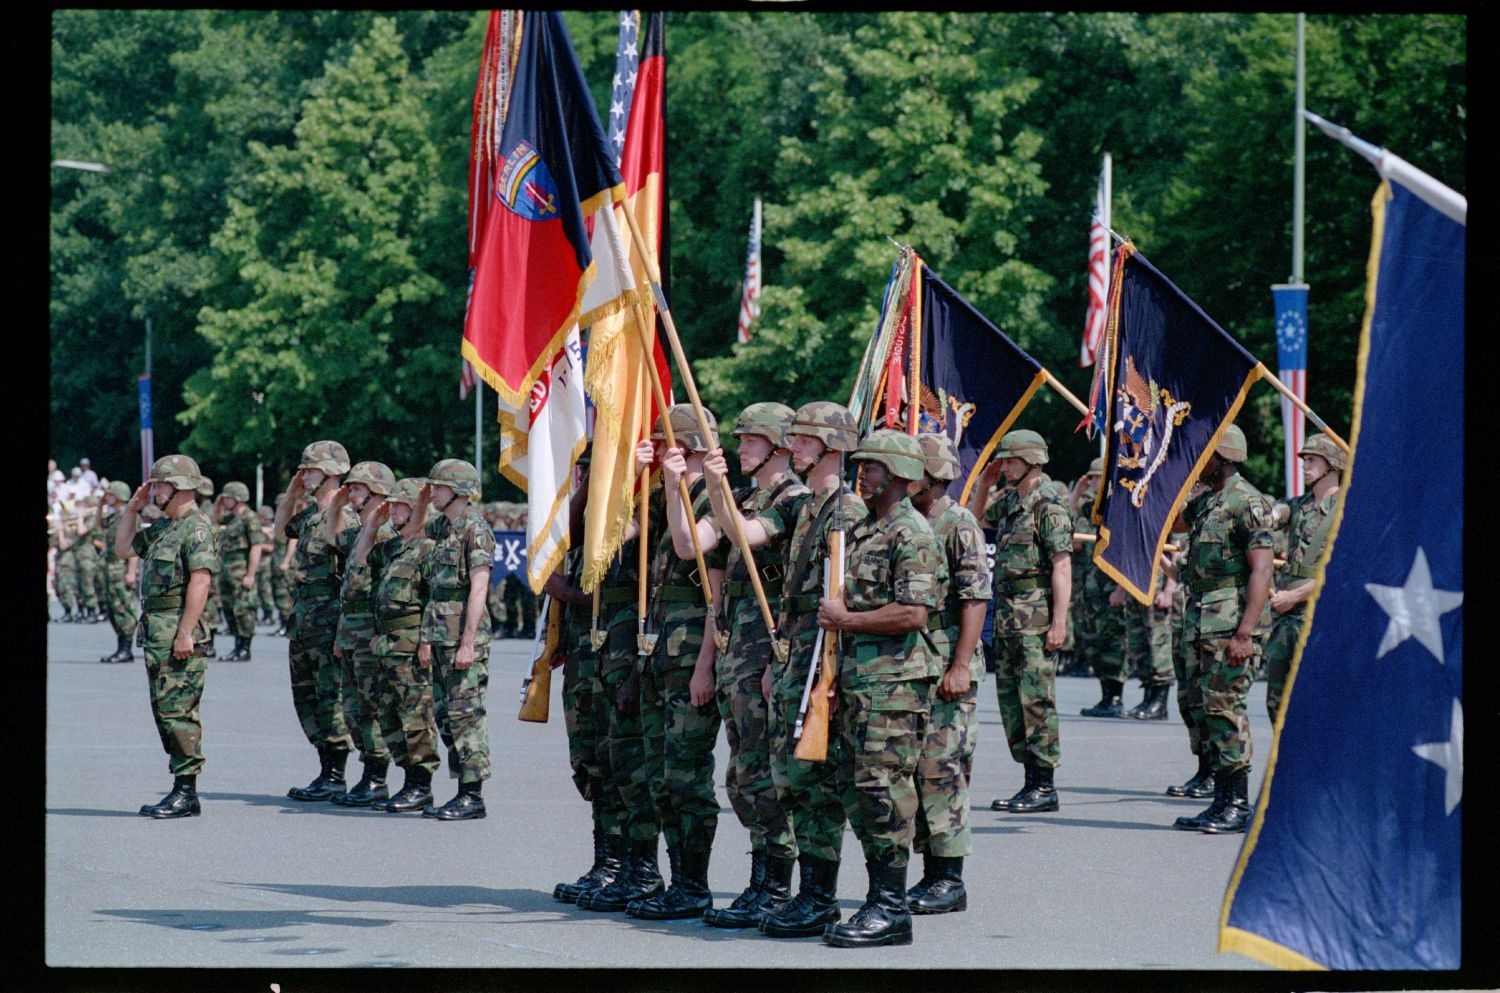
[[1256, 364, 1348, 451], [620, 203, 787, 661]]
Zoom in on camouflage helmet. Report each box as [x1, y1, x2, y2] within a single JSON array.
[[428, 458, 481, 497], [346, 460, 396, 496], [1088, 456, 1104, 475], [996, 429, 1049, 466], [222, 481, 250, 503], [652, 403, 719, 452], [1215, 424, 1248, 464], [788, 401, 859, 452], [386, 477, 425, 507], [917, 432, 961, 482], [196, 475, 215, 498], [299, 439, 350, 476], [106, 480, 133, 502], [258, 505, 274, 519], [851, 429, 927, 482], [733, 402, 796, 448], [1298, 432, 1346, 472]]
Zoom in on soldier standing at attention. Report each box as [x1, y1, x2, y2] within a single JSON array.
[[970, 430, 1072, 814], [274, 441, 358, 802], [1264, 433, 1343, 722], [325, 461, 397, 807], [1170, 424, 1274, 834], [360, 477, 441, 814], [216, 482, 262, 662], [1115, 563, 1176, 720], [692, 402, 807, 930], [194, 478, 223, 656], [73, 496, 105, 624], [750, 402, 865, 940], [628, 405, 728, 921], [816, 429, 944, 948], [414, 459, 495, 820], [53, 512, 82, 623], [906, 433, 989, 915], [1163, 484, 1212, 800], [254, 506, 278, 626], [115, 455, 219, 818], [98, 481, 141, 663], [1072, 459, 1128, 715]]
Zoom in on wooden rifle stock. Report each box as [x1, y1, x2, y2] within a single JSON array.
[[518, 594, 561, 723], [794, 529, 843, 762]]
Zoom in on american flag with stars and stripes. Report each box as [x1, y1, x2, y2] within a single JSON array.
[[737, 197, 761, 343], [607, 10, 638, 167]]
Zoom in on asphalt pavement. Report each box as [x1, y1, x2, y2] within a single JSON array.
[[44, 611, 1277, 983]]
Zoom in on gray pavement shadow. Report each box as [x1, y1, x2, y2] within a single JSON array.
[[96, 907, 395, 934], [46, 807, 147, 818], [202, 791, 408, 816], [235, 881, 559, 915], [974, 815, 1183, 831]]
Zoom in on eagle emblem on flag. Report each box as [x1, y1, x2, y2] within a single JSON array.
[[1114, 354, 1191, 507]]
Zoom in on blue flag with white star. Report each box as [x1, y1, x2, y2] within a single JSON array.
[[1220, 174, 1464, 970]]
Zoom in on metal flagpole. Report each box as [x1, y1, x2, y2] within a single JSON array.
[[474, 380, 483, 478], [1100, 152, 1111, 461]]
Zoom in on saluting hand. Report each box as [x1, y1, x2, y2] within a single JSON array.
[[127, 482, 151, 512]]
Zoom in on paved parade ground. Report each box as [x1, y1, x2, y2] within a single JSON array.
[[43, 613, 1279, 987]]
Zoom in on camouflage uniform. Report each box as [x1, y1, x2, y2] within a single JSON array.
[[1120, 569, 1175, 717], [334, 517, 394, 780], [74, 513, 104, 620], [1264, 487, 1337, 719], [217, 498, 260, 646], [501, 505, 538, 637], [55, 538, 80, 619], [254, 511, 277, 623], [270, 523, 295, 632], [100, 489, 141, 659], [197, 481, 226, 639], [370, 521, 439, 776], [1074, 477, 1128, 713]]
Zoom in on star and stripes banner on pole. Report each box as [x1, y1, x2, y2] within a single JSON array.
[[579, 9, 673, 591], [1272, 283, 1309, 496], [1089, 245, 1265, 604], [1220, 152, 1464, 971], [737, 196, 761, 343], [1080, 241, 1123, 440], [462, 9, 632, 592], [460, 357, 476, 400], [1081, 154, 1110, 367]]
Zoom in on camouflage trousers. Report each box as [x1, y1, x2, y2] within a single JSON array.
[[993, 634, 1060, 768], [642, 660, 720, 854], [270, 567, 293, 620], [1124, 600, 1174, 686], [338, 619, 389, 765], [374, 647, 439, 775], [1184, 634, 1256, 775], [570, 649, 625, 837], [220, 560, 258, 638], [205, 580, 226, 634], [55, 561, 80, 613], [836, 677, 931, 869], [142, 610, 208, 777], [431, 644, 490, 784], [486, 586, 506, 632], [914, 678, 978, 858], [717, 628, 795, 859], [1077, 590, 1125, 682], [1262, 608, 1305, 723], [256, 560, 275, 616], [769, 630, 846, 863], [288, 599, 353, 756], [503, 578, 537, 633], [601, 662, 659, 843], [104, 562, 140, 643], [75, 553, 102, 613], [1172, 626, 1200, 754]]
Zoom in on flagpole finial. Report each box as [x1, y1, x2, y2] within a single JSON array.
[[1301, 110, 1384, 167]]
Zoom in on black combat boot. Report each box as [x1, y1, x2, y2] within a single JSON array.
[[627, 845, 681, 917], [287, 748, 347, 802], [630, 846, 713, 920], [1007, 762, 1059, 813], [425, 780, 486, 820], [760, 854, 841, 938], [139, 775, 201, 818], [202, 639, 217, 659], [1198, 767, 1252, 834], [993, 763, 1037, 811], [1174, 768, 1230, 830], [1124, 682, 1154, 719], [1133, 683, 1170, 720], [332, 760, 389, 807], [578, 836, 664, 912], [823, 860, 912, 948], [373, 765, 434, 813], [703, 850, 767, 928], [225, 635, 252, 662], [1166, 752, 1214, 798], [909, 855, 966, 915], [1080, 678, 1124, 717], [554, 826, 625, 903], [59, 609, 74, 624], [100, 633, 134, 663]]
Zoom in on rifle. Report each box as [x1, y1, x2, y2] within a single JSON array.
[[794, 528, 843, 762], [518, 593, 560, 723]]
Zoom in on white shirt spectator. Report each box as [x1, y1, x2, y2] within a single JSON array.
[[78, 459, 100, 492]]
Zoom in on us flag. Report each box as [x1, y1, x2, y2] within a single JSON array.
[[1081, 158, 1110, 366], [460, 356, 476, 400], [606, 9, 638, 165], [737, 196, 761, 343]]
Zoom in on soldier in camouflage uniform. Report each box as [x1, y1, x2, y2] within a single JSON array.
[[254, 506, 277, 625], [1117, 565, 1176, 719], [215, 482, 262, 662], [359, 477, 441, 814], [972, 430, 1072, 814], [816, 429, 944, 948], [501, 502, 538, 638], [751, 401, 866, 939], [1264, 433, 1344, 721], [482, 503, 509, 637], [628, 405, 730, 920], [115, 455, 219, 818], [1163, 487, 1213, 799], [274, 441, 358, 801], [325, 461, 397, 807], [269, 505, 297, 636], [1073, 458, 1130, 715], [694, 402, 807, 929], [73, 497, 105, 623], [98, 481, 141, 663], [54, 519, 82, 622], [414, 458, 495, 820], [1170, 424, 1274, 834], [578, 443, 667, 912], [193, 478, 224, 655], [905, 433, 989, 916]]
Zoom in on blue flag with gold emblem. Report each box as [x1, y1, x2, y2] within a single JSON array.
[[1220, 170, 1464, 970], [1090, 246, 1265, 604]]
